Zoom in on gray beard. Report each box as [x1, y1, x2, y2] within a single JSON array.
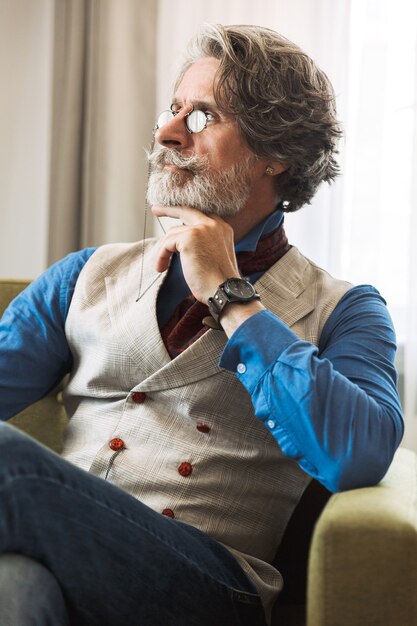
[[146, 147, 253, 218]]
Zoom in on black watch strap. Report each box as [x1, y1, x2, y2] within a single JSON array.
[[207, 278, 260, 323], [207, 286, 230, 323]]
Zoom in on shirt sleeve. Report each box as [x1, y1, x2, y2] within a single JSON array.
[[219, 285, 404, 493], [0, 248, 95, 420]]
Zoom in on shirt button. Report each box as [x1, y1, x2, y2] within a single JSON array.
[[237, 363, 246, 374], [196, 422, 211, 434], [162, 508, 175, 518], [267, 420, 276, 430], [109, 437, 125, 451], [178, 462, 193, 477], [131, 391, 146, 403]]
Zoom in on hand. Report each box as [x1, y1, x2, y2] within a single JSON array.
[[151, 205, 240, 304]]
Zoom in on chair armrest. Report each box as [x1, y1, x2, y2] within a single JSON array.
[[307, 448, 417, 626]]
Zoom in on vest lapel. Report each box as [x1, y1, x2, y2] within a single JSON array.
[[105, 242, 171, 378], [256, 246, 315, 327], [136, 329, 228, 392]]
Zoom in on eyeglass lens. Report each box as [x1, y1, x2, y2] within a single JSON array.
[[186, 110, 207, 133], [156, 109, 207, 133]]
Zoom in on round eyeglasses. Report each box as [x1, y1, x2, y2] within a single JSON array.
[[155, 105, 213, 134]]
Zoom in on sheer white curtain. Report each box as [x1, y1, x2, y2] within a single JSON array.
[[156, 0, 417, 450], [341, 0, 417, 449]]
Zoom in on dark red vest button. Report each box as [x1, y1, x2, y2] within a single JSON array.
[[131, 392, 146, 404], [196, 422, 211, 434], [109, 437, 125, 451], [162, 508, 175, 518], [177, 462, 193, 477]]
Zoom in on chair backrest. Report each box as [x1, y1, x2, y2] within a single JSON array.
[[1, 279, 67, 452]]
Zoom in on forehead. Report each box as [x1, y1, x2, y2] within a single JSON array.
[[174, 57, 220, 105]]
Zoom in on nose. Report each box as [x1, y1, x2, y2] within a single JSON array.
[[154, 105, 194, 149]]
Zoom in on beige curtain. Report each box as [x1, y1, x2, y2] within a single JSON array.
[[0, 0, 53, 278], [48, 0, 157, 264]]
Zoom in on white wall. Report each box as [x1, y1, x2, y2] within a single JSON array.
[[0, 0, 53, 278]]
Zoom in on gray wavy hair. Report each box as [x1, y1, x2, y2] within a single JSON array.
[[176, 24, 342, 212]]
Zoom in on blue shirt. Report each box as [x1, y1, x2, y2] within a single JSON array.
[[0, 216, 403, 493]]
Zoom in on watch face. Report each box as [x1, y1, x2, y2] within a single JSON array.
[[224, 278, 255, 299]]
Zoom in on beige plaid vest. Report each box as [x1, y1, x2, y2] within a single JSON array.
[[62, 240, 351, 620]]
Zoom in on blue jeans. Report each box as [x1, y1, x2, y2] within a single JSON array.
[[0, 422, 267, 625], [0, 554, 70, 625]]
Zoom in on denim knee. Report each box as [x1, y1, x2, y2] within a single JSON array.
[[0, 553, 70, 625]]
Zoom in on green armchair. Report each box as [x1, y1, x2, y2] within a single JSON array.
[[2, 279, 417, 626]]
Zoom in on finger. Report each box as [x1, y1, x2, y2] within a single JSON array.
[[153, 241, 175, 273], [151, 204, 217, 226], [155, 253, 172, 273], [153, 229, 186, 272]]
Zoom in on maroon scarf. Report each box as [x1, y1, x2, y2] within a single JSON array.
[[161, 223, 290, 358]]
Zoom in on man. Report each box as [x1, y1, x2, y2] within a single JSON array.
[[0, 24, 403, 626]]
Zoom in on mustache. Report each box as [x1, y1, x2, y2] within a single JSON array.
[[147, 147, 209, 175]]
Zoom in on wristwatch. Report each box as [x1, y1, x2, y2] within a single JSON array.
[[207, 278, 260, 323]]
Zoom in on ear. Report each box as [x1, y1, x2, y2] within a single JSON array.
[[265, 162, 288, 176]]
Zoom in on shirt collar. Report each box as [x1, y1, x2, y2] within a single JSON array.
[[234, 206, 284, 253]]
